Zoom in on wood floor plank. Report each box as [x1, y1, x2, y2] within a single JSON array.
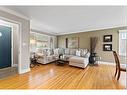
[[0, 63, 126, 89]]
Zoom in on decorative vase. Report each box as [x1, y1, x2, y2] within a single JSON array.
[[89, 37, 98, 65], [89, 53, 97, 64]]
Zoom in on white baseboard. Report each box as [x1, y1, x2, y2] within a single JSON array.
[[98, 61, 115, 66], [19, 68, 30, 74], [98, 61, 126, 67], [12, 64, 18, 67]]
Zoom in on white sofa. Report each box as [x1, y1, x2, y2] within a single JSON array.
[[35, 49, 58, 64], [63, 48, 90, 68], [32, 48, 90, 68], [37, 54, 56, 64]]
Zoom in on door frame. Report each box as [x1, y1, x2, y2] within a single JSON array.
[[0, 16, 22, 74], [0, 25, 12, 68], [0, 22, 14, 68]]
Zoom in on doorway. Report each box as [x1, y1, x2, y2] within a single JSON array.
[[0, 19, 20, 74], [0, 25, 12, 68]]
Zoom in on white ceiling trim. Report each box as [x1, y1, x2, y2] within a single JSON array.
[[30, 29, 56, 36], [57, 25, 127, 35], [119, 29, 127, 33], [0, 7, 29, 20]]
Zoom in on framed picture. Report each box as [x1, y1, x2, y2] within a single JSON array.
[[68, 37, 79, 49], [103, 44, 112, 51], [103, 35, 112, 42], [65, 38, 68, 48]]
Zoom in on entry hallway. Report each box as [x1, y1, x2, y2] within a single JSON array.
[[0, 63, 126, 89]]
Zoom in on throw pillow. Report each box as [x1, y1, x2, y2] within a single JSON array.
[[81, 49, 88, 57], [76, 50, 81, 56], [53, 48, 59, 55], [47, 49, 51, 56], [84, 52, 90, 58]]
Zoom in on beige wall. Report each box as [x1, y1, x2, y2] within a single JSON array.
[[58, 27, 127, 63]]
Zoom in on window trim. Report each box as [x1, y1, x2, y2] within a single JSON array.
[[119, 30, 127, 56]]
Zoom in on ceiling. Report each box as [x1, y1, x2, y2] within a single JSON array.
[[6, 6, 127, 35]]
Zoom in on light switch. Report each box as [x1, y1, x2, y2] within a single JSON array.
[[22, 43, 26, 46]]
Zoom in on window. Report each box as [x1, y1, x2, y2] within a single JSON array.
[[30, 32, 56, 52], [119, 30, 127, 56]]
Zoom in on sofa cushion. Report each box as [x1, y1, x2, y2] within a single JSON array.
[[76, 50, 81, 56], [63, 54, 74, 58], [69, 56, 87, 63], [80, 49, 88, 57], [36, 48, 43, 53], [84, 52, 90, 58], [65, 49, 70, 55], [47, 55, 54, 60], [46, 49, 51, 56], [69, 61, 87, 68], [58, 48, 65, 54], [52, 55, 59, 60], [53, 48, 59, 55], [70, 49, 77, 55], [50, 49, 54, 55]]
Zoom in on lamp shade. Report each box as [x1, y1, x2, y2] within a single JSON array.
[[30, 39, 36, 44]]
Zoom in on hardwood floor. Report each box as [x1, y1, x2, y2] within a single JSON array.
[[0, 63, 126, 89]]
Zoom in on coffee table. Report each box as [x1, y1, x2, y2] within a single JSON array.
[[55, 57, 69, 66]]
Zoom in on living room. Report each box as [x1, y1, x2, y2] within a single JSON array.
[[0, 6, 126, 90]]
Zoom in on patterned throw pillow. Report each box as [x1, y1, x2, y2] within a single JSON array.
[[46, 49, 51, 56], [84, 52, 90, 58], [53, 48, 59, 55], [42, 49, 47, 55], [76, 50, 81, 56], [81, 49, 88, 57], [58, 48, 65, 54]]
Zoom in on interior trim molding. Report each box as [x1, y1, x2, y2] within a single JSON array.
[[57, 26, 127, 35], [19, 68, 30, 74], [99, 61, 126, 68], [31, 29, 56, 36], [98, 61, 115, 65], [0, 15, 23, 76], [12, 64, 18, 67], [0, 7, 29, 20]]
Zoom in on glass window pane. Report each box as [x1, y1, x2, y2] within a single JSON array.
[[30, 32, 56, 52], [119, 30, 127, 56]]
